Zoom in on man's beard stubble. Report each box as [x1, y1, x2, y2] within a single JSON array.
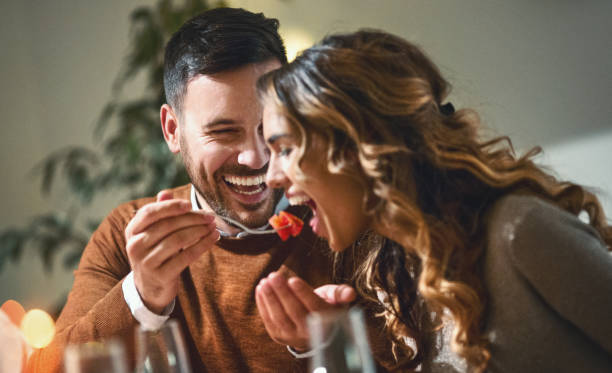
[[182, 154, 282, 228]]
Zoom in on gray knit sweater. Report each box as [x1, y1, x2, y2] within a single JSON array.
[[422, 194, 612, 372]]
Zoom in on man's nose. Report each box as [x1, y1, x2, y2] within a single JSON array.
[[237, 136, 269, 170]]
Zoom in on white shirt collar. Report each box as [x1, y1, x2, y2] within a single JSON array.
[[190, 184, 289, 238]]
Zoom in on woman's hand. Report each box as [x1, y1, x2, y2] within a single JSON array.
[[255, 272, 356, 351]]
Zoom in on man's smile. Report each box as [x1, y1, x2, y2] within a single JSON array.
[[223, 174, 267, 195]]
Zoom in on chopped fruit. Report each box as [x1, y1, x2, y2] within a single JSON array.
[[280, 211, 304, 237], [269, 214, 291, 241], [269, 211, 304, 241]]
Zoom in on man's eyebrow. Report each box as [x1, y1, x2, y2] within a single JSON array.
[[266, 133, 291, 145], [204, 118, 238, 128]]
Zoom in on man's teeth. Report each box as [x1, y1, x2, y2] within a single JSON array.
[[237, 185, 264, 195], [224, 174, 266, 186], [288, 195, 311, 206]]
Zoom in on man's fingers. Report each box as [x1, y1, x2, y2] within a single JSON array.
[[126, 199, 192, 237], [313, 284, 356, 305], [156, 228, 220, 280], [157, 190, 174, 202], [143, 223, 216, 268], [267, 272, 309, 326], [128, 212, 214, 260], [286, 277, 331, 312]]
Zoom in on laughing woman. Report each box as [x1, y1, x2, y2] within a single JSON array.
[[254, 30, 612, 372]]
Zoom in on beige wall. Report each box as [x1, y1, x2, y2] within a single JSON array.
[[0, 0, 153, 311], [1, 0, 610, 312]]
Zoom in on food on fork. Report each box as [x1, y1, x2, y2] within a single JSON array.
[[268, 211, 304, 241]]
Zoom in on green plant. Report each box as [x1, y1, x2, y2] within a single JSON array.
[[0, 0, 225, 276]]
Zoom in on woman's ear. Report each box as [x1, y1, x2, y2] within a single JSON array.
[[362, 176, 382, 214], [346, 149, 378, 213], [160, 104, 180, 154]]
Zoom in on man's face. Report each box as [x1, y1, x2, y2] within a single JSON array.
[[172, 60, 282, 229]]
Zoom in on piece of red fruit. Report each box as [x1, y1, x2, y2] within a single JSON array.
[[279, 211, 304, 237], [269, 211, 304, 241], [269, 213, 291, 241]]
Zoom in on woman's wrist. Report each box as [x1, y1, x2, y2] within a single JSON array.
[[286, 345, 316, 359]]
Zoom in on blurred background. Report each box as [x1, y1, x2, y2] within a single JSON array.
[[1, 0, 611, 315]]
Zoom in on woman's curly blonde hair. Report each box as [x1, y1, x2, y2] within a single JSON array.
[[258, 29, 611, 371]]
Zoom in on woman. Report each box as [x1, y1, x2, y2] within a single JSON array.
[[254, 30, 612, 372]]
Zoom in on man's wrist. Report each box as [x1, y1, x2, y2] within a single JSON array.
[[141, 297, 167, 316], [122, 271, 174, 330]]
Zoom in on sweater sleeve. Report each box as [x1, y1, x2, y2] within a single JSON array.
[[26, 205, 138, 373], [504, 197, 612, 355]]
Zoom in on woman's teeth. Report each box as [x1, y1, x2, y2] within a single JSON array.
[[288, 195, 311, 206]]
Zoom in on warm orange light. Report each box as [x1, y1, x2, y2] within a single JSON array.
[[20, 309, 56, 349], [1, 299, 26, 326], [281, 28, 315, 62]]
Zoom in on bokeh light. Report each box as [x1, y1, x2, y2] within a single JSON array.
[[1, 299, 26, 326], [20, 309, 56, 349], [281, 28, 315, 62]]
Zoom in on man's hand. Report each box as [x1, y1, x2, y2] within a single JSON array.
[[255, 272, 356, 351], [125, 190, 220, 314]]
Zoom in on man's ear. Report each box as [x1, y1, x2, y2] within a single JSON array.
[[161, 103, 180, 154]]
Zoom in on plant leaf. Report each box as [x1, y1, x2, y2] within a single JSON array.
[[0, 230, 26, 271], [1, 0, 211, 275]]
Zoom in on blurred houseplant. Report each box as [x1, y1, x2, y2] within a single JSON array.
[[0, 0, 225, 301]]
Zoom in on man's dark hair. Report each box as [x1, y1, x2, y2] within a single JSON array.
[[163, 7, 287, 113]]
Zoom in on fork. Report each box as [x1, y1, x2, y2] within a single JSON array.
[[219, 215, 288, 235]]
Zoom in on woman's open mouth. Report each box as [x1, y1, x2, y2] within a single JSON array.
[[288, 194, 322, 236]]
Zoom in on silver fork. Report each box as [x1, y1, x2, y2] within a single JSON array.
[[219, 215, 289, 235]]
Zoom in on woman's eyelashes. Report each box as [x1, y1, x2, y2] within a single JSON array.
[[278, 146, 293, 157]]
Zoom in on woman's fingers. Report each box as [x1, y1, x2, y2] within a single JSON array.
[[287, 276, 334, 312], [256, 277, 312, 350], [256, 283, 288, 345], [255, 274, 357, 351], [267, 273, 310, 324], [313, 284, 356, 305], [258, 278, 297, 334], [255, 285, 273, 327]]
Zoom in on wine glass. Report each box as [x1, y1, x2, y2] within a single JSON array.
[[63, 340, 128, 373], [307, 307, 376, 373], [135, 319, 191, 373]]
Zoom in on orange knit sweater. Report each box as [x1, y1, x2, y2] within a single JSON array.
[[26, 184, 338, 372]]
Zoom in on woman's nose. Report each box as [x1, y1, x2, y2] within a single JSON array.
[[265, 157, 287, 189]]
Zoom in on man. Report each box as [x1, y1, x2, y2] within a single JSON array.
[[27, 8, 343, 372]]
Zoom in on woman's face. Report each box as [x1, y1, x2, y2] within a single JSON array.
[[263, 103, 371, 251]]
